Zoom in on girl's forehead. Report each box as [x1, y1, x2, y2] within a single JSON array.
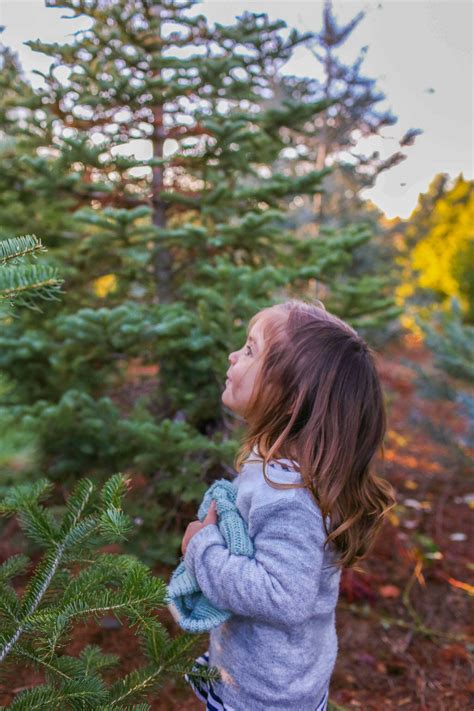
[[250, 308, 284, 339], [249, 312, 270, 336]]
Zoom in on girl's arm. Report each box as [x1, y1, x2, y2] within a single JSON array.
[[183, 499, 330, 627]]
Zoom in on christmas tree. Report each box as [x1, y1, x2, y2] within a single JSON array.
[[0, 232, 218, 707], [407, 297, 473, 467], [0, 1, 402, 567]]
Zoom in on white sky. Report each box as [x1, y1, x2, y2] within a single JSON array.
[[0, 0, 472, 219]]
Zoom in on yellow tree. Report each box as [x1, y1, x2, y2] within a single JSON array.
[[396, 174, 474, 333]]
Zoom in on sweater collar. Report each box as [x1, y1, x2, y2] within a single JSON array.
[[250, 444, 300, 475]]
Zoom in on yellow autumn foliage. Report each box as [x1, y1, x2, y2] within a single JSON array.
[[396, 175, 474, 331], [93, 273, 118, 298]]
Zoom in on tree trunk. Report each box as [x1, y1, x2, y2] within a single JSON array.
[[150, 6, 172, 304]]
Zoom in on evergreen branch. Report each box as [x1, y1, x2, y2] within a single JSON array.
[[60, 554, 139, 601], [59, 478, 94, 534], [14, 645, 72, 681], [57, 587, 164, 623], [0, 554, 29, 583], [99, 507, 132, 543], [0, 586, 21, 624], [100, 473, 131, 509], [17, 503, 60, 547], [0, 265, 64, 307], [8, 676, 107, 710], [61, 515, 100, 549], [0, 543, 66, 663], [107, 665, 165, 706], [23, 610, 71, 659], [0, 235, 46, 265], [0, 479, 53, 514], [162, 632, 200, 667], [4, 684, 62, 711], [79, 645, 119, 676]]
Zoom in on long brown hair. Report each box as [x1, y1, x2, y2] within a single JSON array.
[[234, 298, 396, 570]]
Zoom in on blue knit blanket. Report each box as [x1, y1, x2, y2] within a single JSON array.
[[165, 478, 254, 633]]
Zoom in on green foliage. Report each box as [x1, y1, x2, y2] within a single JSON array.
[[407, 298, 473, 463], [0, 1, 401, 570], [0, 235, 63, 314], [418, 298, 474, 383], [0, 474, 219, 707]]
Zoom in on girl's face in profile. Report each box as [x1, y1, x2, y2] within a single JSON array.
[[222, 316, 266, 418]]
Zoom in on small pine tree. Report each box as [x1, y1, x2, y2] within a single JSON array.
[[406, 297, 473, 467], [0, 235, 216, 706]]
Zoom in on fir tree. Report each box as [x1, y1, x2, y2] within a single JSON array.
[[0, 230, 215, 707], [246, 0, 413, 335], [0, 1, 402, 565], [0, 30, 71, 245], [296, 0, 421, 224], [407, 297, 473, 468]]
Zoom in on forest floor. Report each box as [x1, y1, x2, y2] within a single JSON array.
[[1, 334, 472, 710]]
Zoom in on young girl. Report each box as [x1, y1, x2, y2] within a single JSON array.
[[181, 298, 396, 711]]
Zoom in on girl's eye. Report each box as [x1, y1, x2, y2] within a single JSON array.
[[244, 344, 253, 356]]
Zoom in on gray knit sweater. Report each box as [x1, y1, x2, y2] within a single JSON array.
[[183, 450, 342, 711]]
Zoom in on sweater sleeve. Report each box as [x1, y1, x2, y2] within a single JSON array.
[[183, 500, 327, 627]]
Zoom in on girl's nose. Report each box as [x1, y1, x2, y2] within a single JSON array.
[[229, 351, 237, 364]]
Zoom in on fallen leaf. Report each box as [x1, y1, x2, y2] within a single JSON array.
[[447, 576, 474, 596], [355, 652, 377, 667], [439, 644, 469, 664], [379, 584, 401, 598]]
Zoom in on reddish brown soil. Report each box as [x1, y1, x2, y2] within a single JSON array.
[[1, 335, 472, 710]]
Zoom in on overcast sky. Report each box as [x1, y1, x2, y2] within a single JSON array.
[[1, 0, 472, 219]]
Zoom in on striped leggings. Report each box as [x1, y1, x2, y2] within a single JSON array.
[[184, 650, 329, 711]]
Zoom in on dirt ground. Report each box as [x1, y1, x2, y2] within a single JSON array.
[[1, 335, 472, 710]]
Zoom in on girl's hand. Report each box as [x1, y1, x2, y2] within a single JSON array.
[[181, 500, 218, 556]]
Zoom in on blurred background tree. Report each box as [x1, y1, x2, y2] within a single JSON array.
[[395, 173, 473, 332], [246, 0, 422, 337], [407, 297, 473, 473]]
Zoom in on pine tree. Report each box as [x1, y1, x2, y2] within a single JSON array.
[[244, 0, 412, 337], [0, 30, 72, 245], [407, 297, 473, 468], [0, 233, 64, 465], [0, 1, 403, 566], [297, 0, 421, 224], [0, 232, 215, 707]]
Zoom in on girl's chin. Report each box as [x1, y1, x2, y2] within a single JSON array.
[[221, 390, 236, 410]]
